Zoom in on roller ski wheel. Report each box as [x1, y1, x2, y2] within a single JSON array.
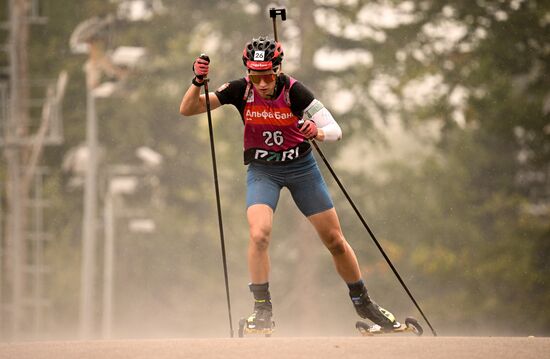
[[237, 317, 275, 338], [405, 317, 423, 336], [356, 316, 423, 336]]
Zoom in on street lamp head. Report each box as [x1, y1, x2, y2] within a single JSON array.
[[91, 82, 118, 98], [109, 176, 139, 195], [69, 15, 115, 54], [110, 46, 147, 68], [136, 146, 163, 167], [128, 218, 156, 233]]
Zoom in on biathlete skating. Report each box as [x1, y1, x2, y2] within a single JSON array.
[[179, 36, 403, 336]]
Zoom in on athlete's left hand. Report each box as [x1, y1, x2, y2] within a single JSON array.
[[298, 119, 318, 139]]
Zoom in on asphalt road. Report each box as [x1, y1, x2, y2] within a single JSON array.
[[1, 336, 548, 359]]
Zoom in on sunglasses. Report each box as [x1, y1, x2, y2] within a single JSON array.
[[249, 73, 277, 84]]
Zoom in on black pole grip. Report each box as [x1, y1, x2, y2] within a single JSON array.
[[270, 8, 286, 49], [194, 54, 210, 80], [269, 8, 286, 21]]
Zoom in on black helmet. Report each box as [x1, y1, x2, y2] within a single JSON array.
[[242, 36, 284, 71]]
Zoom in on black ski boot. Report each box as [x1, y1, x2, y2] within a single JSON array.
[[350, 287, 400, 330], [238, 283, 275, 337], [245, 300, 273, 331]]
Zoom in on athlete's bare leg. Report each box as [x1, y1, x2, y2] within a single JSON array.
[[247, 204, 274, 284], [308, 208, 362, 283]]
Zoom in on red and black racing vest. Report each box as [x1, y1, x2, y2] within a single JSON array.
[[243, 75, 311, 164]]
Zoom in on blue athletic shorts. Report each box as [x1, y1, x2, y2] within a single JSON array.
[[246, 152, 334, 217]]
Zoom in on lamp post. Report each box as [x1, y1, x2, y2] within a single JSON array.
[[79, 68, 99, 338], [69, 15, 113, 338], [101, 158, 160, 339], [101, 174, 138, 338], [70, 14, 146, 339]]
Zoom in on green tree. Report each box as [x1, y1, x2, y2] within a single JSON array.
[[5, 0, 548, 338], [315, 0, 549, 334]]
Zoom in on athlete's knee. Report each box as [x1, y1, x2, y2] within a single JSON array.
[[250, 226, 271, 251], [324, 230, 347, 256]]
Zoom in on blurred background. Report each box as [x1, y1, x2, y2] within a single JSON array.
[[0, 0, 548, 341]]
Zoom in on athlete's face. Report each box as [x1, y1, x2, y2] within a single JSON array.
[[249, 69, 279, 99]]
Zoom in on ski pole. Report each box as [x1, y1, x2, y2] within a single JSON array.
[[268, 8, 437, 336], [311, 141, 437, 337], [269, 8, 286, 75], [269, 8, 286, 43], [200, 54, 234, 338]]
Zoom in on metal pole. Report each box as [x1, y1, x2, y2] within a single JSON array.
[[7, 0, 24, 339], [0, 169, 2, 330], [80, 83, 98, 339], [8, 159, 22, 338], [32, 169, 39, 333], [202, 68, 234, 338], [102, 186, 114, 339], [0, 83, 6, 334], [32, 168, 45, 335]]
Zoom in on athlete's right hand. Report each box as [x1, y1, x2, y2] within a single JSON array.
[[193, 54, 210, 81]]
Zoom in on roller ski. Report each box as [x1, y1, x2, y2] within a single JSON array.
[[238, 305, 275, 337], [351, 287, 423, 336], [356, 317, 423, 336]]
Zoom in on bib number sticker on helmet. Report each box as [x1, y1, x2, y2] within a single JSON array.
[[254, 51, 265, 61], [263, 130, 284, 146]]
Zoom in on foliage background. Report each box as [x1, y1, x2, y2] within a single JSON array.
[[1, 0, 548, 339]]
